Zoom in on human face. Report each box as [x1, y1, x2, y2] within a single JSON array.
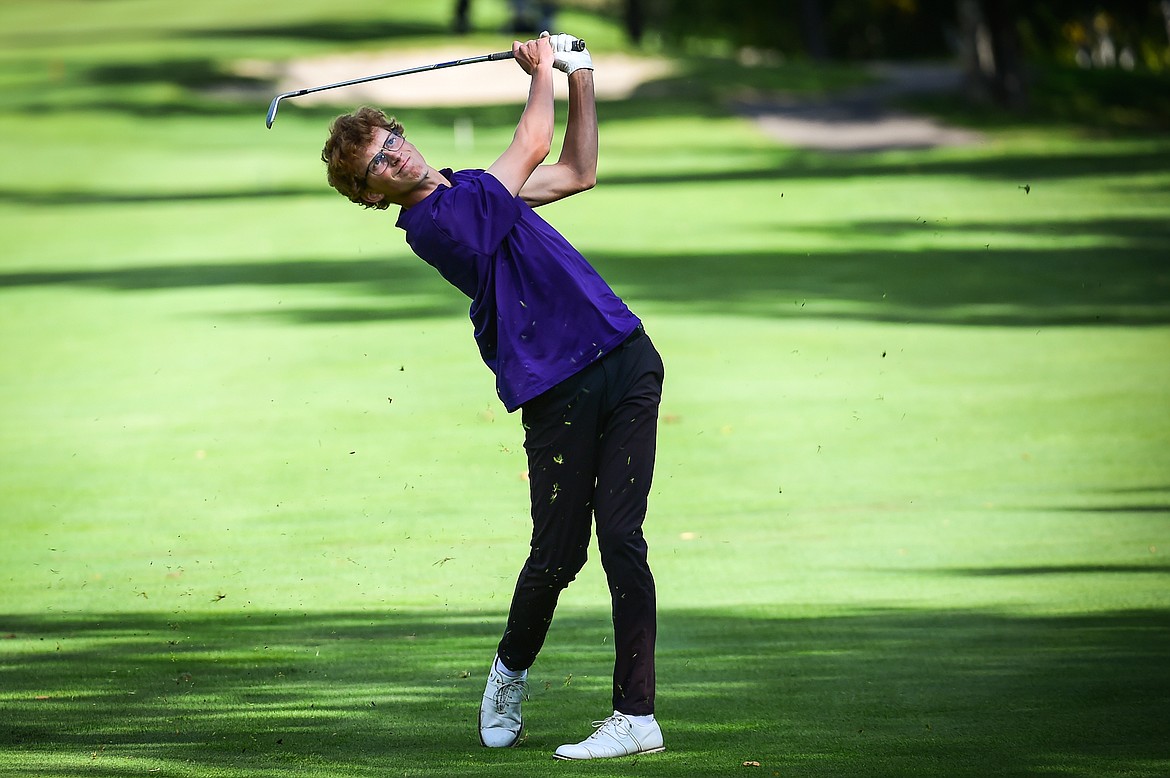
[[361, 128, 430, 204], [364, 131, 405, 189]]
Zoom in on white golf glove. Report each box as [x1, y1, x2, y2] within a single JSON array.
[[542, 31, 593, 75]]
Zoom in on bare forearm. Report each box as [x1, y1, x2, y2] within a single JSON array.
[[556, 70, 598, 186], [488, 39, 556, 196], [515, 64, 556, 156], [519, 70, 598, 206]]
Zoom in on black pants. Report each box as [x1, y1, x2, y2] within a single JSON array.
[[497, 328, 663, 716]]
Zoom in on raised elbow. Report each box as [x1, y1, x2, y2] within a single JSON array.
[[532, 130, 554, 161], [516, 124, 554, 164]]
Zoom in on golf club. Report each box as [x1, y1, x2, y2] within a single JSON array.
[[265, 39, 586, 128]]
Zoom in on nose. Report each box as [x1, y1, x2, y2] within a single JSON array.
[[385, 142, 409, 165]]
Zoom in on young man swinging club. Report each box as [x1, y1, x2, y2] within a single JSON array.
[[320, 34, 665, 760]]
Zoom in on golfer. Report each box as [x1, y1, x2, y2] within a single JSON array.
[[320, 34, 665, 760]]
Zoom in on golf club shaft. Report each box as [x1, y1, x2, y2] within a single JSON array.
[[265, 39, 585, 128], [266, 50, 512, 128], [292, 50, 514, 101]]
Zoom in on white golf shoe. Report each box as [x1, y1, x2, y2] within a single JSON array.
[[553, 711, 665, 760], [478, 661, 527, 748]]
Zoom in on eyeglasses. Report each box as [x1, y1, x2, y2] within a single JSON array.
[[364, 131, 404, 187]]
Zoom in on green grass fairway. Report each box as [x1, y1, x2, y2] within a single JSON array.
[[2, 2, 1169, 776]]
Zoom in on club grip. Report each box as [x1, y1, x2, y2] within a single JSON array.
[[489, 37, 586, 60]]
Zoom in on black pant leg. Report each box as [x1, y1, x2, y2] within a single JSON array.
[[593, 335, 663, 715], [497, 362, 604, 671]]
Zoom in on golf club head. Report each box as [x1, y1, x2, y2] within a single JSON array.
[[265, 95, 282, 129]]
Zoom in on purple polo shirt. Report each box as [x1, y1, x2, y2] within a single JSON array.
[[395, 168, 640, 412]]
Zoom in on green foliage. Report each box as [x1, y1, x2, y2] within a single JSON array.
[[1017, 0, 1170, 65], [903, 62, 1170, 131], [617, 0, 1170, 66], [639, 0, 954, 59]]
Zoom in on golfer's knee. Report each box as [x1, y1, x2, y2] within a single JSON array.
[[596, 526, 647, 557], [524, 548, 588, 589]]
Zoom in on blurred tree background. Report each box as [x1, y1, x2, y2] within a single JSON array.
[[591, 0, 1170, 124]]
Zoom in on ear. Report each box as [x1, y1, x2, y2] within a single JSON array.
[[361, 189, 384, 205]]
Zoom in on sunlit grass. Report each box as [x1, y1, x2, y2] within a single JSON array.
[[2, 1, 1169, 776]]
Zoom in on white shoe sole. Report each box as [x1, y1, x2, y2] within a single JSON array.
[[553, 745, 665, 760]]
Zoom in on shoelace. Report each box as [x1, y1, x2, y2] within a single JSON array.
[[587, 713, 632, 742], [493, 677, 527, 714]]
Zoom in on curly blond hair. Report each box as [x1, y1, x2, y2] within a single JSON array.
[[321, 107, 405, 210]]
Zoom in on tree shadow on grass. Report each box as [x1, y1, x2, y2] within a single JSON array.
[[928, 565, 1170, 576], [594, 241, 1170, 327], [3, 98, 1169, 199], [186, 20, 446, 45], [1, 607, 1167, 777], [596, 144, 1170, 188], [6, 230, 1165, 327], [0, 186, 324, 206], [84, 59, 266, 92], [66, 19, 452, 111]]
